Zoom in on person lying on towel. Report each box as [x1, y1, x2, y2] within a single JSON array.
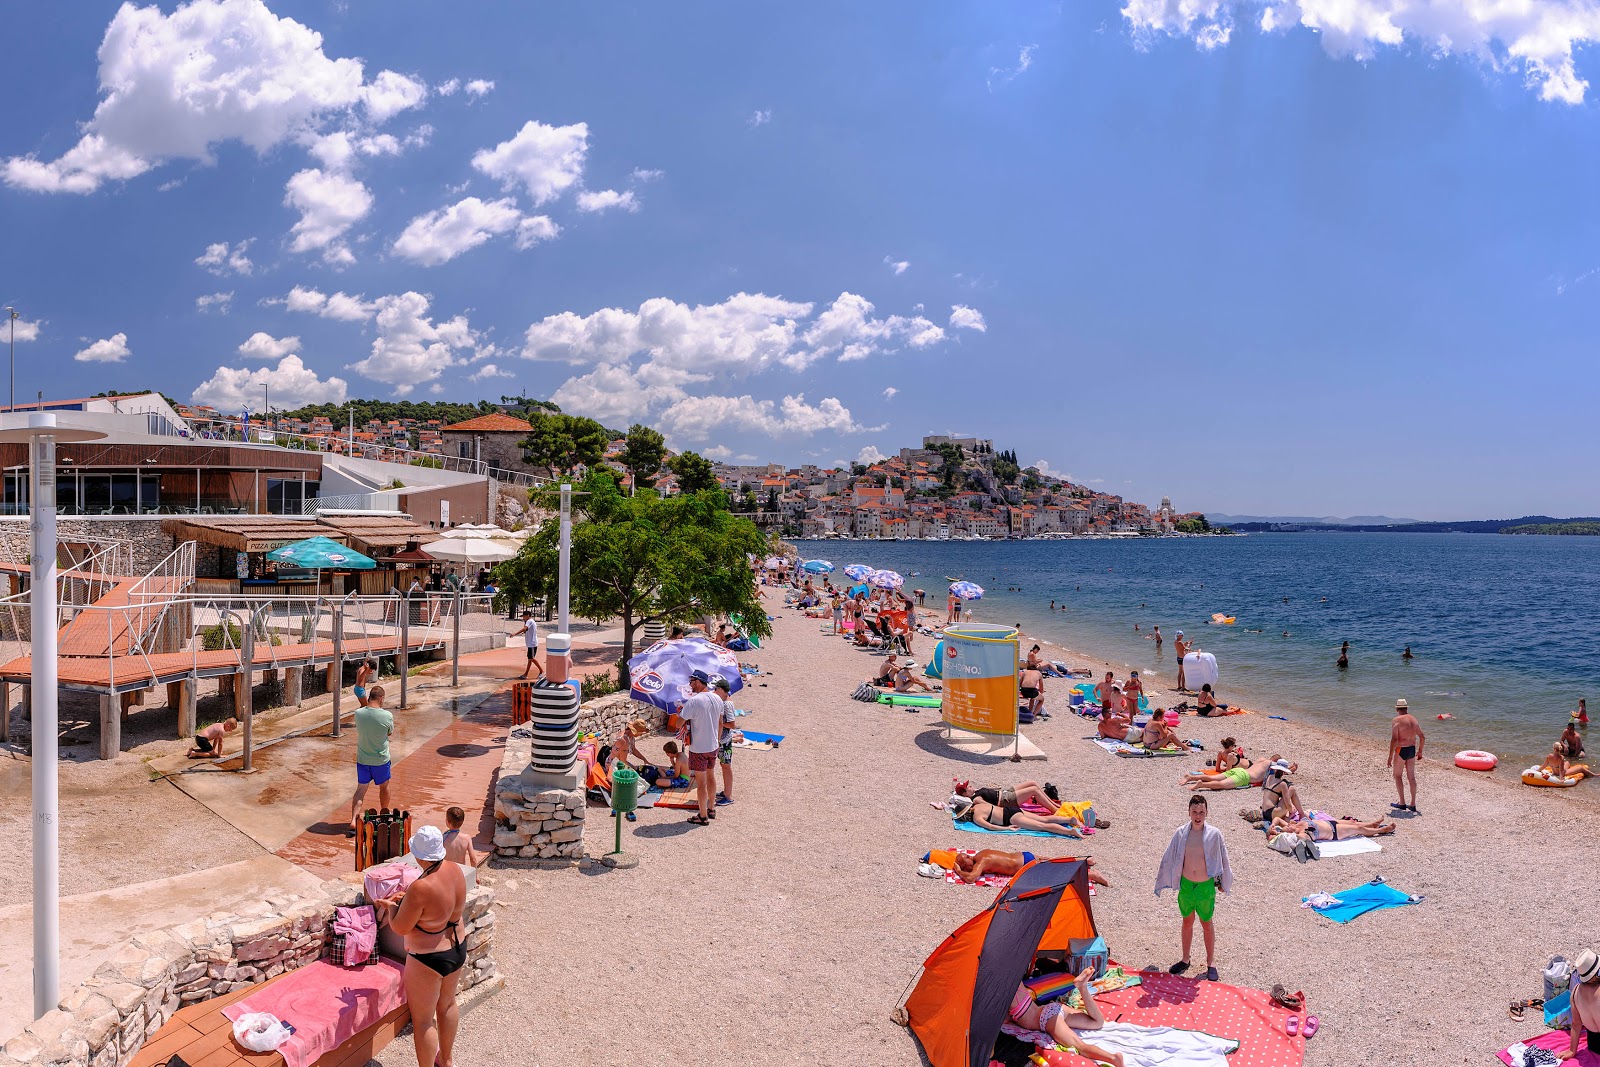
[[1007, 968, 1125, 1067], [1183, 756, 1296, 791], [1140, 714, 1181, 751], [1269, 812, 1396, 842], [1096, 704, 1138, 744], [953, 779, 1060, 811], [952, 795, 1084, 838], [953, 850, 1109, 886]]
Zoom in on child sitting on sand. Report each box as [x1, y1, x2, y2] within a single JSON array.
[[1007, 969, 1125, 1067], [639, 740, 690, 789]]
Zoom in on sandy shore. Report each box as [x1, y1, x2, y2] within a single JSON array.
[[370, 599, 1600, 1067]]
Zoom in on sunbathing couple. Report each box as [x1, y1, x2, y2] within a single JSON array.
[[873, 653, 932, 693], [1541, 738, 1593, 781], [1182, 738, 1297, 790], [951, 791, 1086, 838], [1096, 704, 1180, 751]]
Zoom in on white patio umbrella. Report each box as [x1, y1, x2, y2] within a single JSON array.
[[423, 537, 518, 563]]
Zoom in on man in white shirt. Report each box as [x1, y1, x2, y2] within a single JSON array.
[[680, 670, 723, 824], [513, 610, 543, 681]]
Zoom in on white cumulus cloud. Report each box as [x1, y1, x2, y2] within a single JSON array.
[[1121, 0, 1600, 104], [515, 216, 560, 249], [575, 188, 639, 213], [660, 393, 867, 440], [883, 256, 909, 275], [392, 196, 525, 266], [74, 332, 130, 363], [238, 332, 300, 360], [949, 305, 987, 331], [882, 386, 898, 399], [6, 316, 41, 342], [471, 120, 589, 205], [284, 168, 372, 263], [2, 0, 425, 193], [804, 293, 943, 364], [468, 363, 513, 382], [857, 445, 887, 464], [465, 79, 495, 97], [196, 239, 254, 276], [191, 354, 347, 409], [436, 79, 460, 97], [196, 291, 233, 313], [346, 292, 478, 395], [271, 285, 376, 321]]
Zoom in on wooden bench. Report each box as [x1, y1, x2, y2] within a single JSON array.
[[127, 967, 410, 1067]]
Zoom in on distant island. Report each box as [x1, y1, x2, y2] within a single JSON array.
[[1225, 515, 1600, 535]]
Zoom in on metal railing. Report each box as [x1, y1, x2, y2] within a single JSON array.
[[302, 491, 403, 514], [187, 424, 544, 488]]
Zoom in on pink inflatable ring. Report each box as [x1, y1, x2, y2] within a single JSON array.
[[1455, 750, 1497, 772]]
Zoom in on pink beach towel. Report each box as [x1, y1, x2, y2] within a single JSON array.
[[332, 905, 377, 966], [223, 957, 405, 1067], [1497, 1030, 1600, 1065]]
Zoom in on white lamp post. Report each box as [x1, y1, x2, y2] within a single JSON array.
[[0, 413, 103, 1019], [558, 483, 571, 636]]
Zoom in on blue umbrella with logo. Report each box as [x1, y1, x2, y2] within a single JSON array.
[[800, 559, 834, 574], [266, 536, 376, 570], [843, 563, 873, 581], [627, 636, 745, 711], [949, 580, 985, 600]]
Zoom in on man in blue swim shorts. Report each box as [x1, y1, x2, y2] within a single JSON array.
[[347, 684, 394, 836]]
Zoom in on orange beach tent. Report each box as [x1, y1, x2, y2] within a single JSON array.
[[899, 858, 1099, 1067]]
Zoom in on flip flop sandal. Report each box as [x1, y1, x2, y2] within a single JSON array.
[[686, 815, 708, 825], [1302, 1016, 1319, 1038], [1270, 986, 1304, 1012], [1095, 818, 1111, 829]]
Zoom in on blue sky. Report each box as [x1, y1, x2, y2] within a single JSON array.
[[3, 1, 1599, 520]]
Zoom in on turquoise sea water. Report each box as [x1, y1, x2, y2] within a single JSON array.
[[799, 533, 1599, 768]]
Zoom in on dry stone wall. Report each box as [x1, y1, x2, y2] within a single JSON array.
[[492, 693, 664, 862], [0, 872, 497, 1067]]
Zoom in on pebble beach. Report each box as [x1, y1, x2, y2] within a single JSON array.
[[378, 595, 1600, 1066]]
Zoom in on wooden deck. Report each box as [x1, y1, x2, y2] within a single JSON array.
[[127, 970, 411, 1067], [0, 631, 448, 693]]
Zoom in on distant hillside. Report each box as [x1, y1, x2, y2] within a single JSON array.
[[1208, 513, 1419, 526], [1229, 515, 1600, 534], [1502, 521, 1600, 535]]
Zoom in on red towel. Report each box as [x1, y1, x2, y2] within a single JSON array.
[[223, 958, 405, 1067]]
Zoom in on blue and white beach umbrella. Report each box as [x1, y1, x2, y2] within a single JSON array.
[[949, 580, 985, 600], [800, 559, 834, 574], [628, 637, 745, 712], [842, 563, 873, 581], [869, 568, 905, 590]]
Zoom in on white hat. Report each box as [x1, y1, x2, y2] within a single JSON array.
[[410, 825, 446, 863], [1577, 949, 1600, 984], [1269, 759, 1291, 775], [1395, 698, 1408, 710]]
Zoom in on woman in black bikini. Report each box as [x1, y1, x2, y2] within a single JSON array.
[[955, 796, 1084, 837], [384, 826, 468, 1067]]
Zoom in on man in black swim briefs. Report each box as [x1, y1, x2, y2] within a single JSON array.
[[1386, 698, 1424, 815]]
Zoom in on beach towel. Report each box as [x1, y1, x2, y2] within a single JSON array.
[[1308, 837, 1382, 858], [877, 692, 942, 707], [331, 905, 376, 967], [1025, 965, 1141, 1005], [1305, 879, 1417, 923], [1499, 1031, 1600, 1066], [224, 958, 405, 1067], [734, 729, 784, 749], [1094, 969, 1306, 1067], [951, 816, 1071, 840], [998, 1021, 1235, 1066], [648, 786, 701, 809], [1090, 736, 1185, 757]]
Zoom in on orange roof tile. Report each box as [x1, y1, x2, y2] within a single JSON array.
[[442, 413, 534, 433]]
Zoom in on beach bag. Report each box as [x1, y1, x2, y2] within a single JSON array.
[[1544, 955, 1571, 1002], [1065, 936, 1108, 980], [852, 682, 879, 702]]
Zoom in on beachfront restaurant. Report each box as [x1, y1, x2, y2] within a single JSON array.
[[160, 515, 441, 596]]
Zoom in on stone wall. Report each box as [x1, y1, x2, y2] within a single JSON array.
[[492, 693, 664, 863], [0, 871, 497, 1067], [0, 517, 178, 574]]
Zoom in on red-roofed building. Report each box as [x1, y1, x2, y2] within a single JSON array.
[[441, 413, 534, 473]]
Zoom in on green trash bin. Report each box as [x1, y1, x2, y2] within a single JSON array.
[[611, 765, 640, 813]]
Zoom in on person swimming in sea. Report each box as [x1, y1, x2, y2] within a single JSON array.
[[1402, 646, 1414, 660], [1337, 640, 1350, 669]]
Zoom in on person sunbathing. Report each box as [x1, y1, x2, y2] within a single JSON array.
[[955, 780, 1059, 810], [893, 664, 933, 693], [1195, 684, 1239, 716], [1096, 705, 1140, 744], [1007, 969, 1125, 1067], [1185, 756, 1296, 791], [1258, 760, 1305, 823], [956, 796, 1083, 837], [1141, 714, 1181, 751], [1271, 813, 1396, 840], [1542, 741, 1593, 780], [951, 851, 1112, 887]]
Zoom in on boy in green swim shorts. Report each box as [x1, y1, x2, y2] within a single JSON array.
[[1153, 794, 1234, 982]]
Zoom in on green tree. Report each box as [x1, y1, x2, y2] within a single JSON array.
[[668, 450, 719, 495], [494, 471, 771, 686], [619, 423, 667, 490], [1175, 514, 1212, 534], [763, 488, 779, 513], [522, 413, 608, 477], [932, 443, 965, 488]]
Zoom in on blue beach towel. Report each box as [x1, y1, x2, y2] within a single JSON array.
[[952, 817, 1070, 840], [739, 730, 785, 743], [1306, 880, 1418, 924]]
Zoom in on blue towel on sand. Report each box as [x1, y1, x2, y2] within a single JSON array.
[[1308, 880, 1416, 924], [952, 817, 1067, 839], [739, 730, 784, 743]]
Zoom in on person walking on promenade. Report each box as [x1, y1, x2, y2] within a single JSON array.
[[513, 610, 543, 681], [348, 685, 394, 836], [680, 670, 722, 825], [1174, 631, 1190, 690], [1155, 794, 1232, 983], [1387, 698, 1424, 815], [714, 675, 737, 806]]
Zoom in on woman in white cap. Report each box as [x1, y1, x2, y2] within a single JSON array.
[[1568, 948, 1600, 1059], [382, 826, 468, 1067]]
